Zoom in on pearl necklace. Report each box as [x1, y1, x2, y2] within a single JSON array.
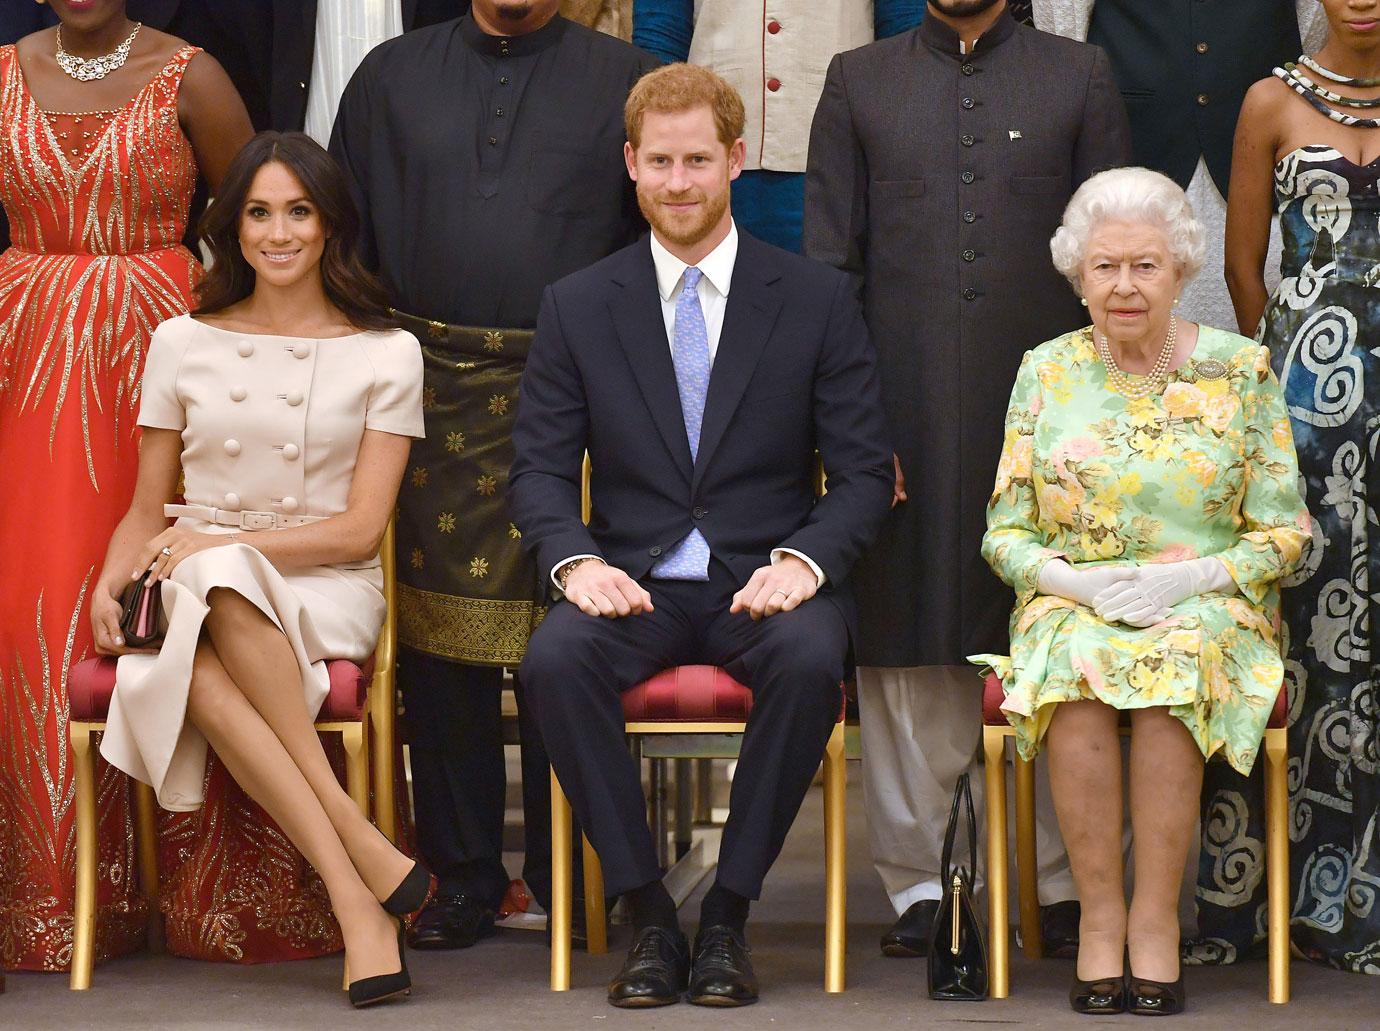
[[1095, 315, 1177, 401], [56, 22, 142, 82]]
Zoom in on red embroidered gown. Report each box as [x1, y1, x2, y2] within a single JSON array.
[[0, 45, 340, 971]]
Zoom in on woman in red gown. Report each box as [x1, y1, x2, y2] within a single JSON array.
[[0, 1, 337, 972]]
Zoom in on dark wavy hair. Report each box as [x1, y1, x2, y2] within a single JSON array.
[[194, 131, 395, 331]]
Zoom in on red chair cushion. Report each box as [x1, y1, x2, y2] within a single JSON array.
[[68, 655, 373, 722], [982, 671, 1288, 729], [620, 664, 847, 724]]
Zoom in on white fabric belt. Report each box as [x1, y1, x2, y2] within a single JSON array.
[[165, 504, 326, 530]]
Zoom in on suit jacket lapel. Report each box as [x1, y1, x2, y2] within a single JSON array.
[[693, 240, 782, 493], [610, 241, 694, 483]]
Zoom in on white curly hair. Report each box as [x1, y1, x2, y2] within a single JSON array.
[[1049, 166, 1206, 295]]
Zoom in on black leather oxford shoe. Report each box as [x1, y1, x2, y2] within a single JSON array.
[[607, 926, 690, 1008], [880, 899, 939, 957], [688, 925, 758, 1007], [405, 892, 496, 951]]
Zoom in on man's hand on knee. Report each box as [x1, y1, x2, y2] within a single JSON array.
[[564, 561, 654, 619], [730, 556, 818, 621]]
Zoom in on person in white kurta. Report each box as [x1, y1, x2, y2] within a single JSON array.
[[101, 313, 424, 810]]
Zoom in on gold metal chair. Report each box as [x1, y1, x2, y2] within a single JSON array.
[[67, 521, 400, 990], [980, 672, 1291, 1003]]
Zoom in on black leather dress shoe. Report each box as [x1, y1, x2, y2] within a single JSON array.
[[688, 925, 758, 1007], [1128, 973, 1186, 1016], [1041, 900, 1081, 959], [881, 900, 938, 957], [1069, 972, 1125, 1015], [405, 892, 497, 951], [607, 926, 690, 1008]]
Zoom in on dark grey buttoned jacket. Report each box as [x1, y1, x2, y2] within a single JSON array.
[[804, 12, 1131, 666]]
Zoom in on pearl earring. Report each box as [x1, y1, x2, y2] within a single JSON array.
[[1080, 297, 1088, 307]]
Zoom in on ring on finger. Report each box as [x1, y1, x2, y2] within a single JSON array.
[[160, 546, 174, 557], [770, 589, 787, 598]]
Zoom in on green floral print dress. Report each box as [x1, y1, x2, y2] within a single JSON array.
[[970, 325, 1311, 775]]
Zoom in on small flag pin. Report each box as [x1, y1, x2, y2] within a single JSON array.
[[1009, 129, 1023, 140]]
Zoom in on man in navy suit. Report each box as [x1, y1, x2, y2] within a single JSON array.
[[510, 63, 892, 1008]]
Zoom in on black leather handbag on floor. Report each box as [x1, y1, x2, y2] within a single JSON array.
[[927, 772, 989, 1001]]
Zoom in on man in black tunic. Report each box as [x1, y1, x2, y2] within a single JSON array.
[[330, 0, 656, 950], [805, 0, 1130, 958]]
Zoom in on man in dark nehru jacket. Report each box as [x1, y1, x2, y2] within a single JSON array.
[[512, 62, 892, 1007], [805, 0, 1130, 960], [331, 0, 657, 951]]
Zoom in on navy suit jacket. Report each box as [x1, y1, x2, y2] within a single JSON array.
[[509, 230, 894, 636]]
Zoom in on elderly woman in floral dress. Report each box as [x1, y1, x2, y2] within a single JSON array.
[[972, 167, 1310, 1017]]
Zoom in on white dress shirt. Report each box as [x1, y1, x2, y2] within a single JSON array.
[[551, 220, 825, 591], [304, 0, 404, 147]]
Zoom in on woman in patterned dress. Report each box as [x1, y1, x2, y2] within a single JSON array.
[[0, 1, 250, 972], [1225, 0, 1380, 975], [975, 167, 1311, 1015]]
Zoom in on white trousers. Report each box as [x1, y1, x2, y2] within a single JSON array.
[[857, 664, 1077, 914]]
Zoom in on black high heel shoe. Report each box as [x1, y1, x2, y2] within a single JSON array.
[[348, 919, 412, 1008], [1069, 972, 1126, 1015], [381, 861, 433, 917], [1128, 973, 1185, 1016]]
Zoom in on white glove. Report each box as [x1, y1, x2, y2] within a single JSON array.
[[1036, 559, 1137, 608], [1092, 557, 1237, 628]]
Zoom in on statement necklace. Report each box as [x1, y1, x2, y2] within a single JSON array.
[[1299, 54, 1380, 88], [1095, 315, 1177, 401], [1274, 61, 1380, 128], [56, 22, 142, 82]]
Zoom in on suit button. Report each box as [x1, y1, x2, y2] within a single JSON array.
[[963, 288, 977, 301], [1197, 93, 1210, 106], [962, 96, 974, 109], [962, 249, 976, 262], [649, 546, 663, 557], [292, 342, 312, 359], [961, 134, 975, 147], [1195, 42, 1208, 54], [229, 385, 247, 402], [692, 506, 707, 519], [767, 77, 782, 92], [963, 210, 976, 223], [961, 170, 975, 184], [281, 443, 301, 461], [961, 63, 975, 76], [237, 340, 254, 358], [767, 19, 781, 33], [223, 492, 240, 510], [281, 496, 299, 513], [224, 438, 241, 457], [286, 390, 304, 406]]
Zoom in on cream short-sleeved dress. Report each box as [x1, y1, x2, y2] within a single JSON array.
[[101, 314, 424, 811]]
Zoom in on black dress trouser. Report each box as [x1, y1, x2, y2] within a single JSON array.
[[399, 652, 572, 912], [521, 559, 846, 900]]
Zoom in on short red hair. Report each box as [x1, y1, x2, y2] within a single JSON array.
[[624, 63, 746, 150]]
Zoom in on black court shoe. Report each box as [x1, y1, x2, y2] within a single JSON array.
[[1128, 973, 1186, 1016], [348, 920, 411, 1009], [381, 861, 433, 917], [1069, 972, 1126, 1015]]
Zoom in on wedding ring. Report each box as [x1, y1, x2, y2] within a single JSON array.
[[160, 546, 173, 557], [771, 589, 787, 597]]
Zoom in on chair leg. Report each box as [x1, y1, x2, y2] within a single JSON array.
[[823, 721, 847, 993], [341, 724, 369, 818], [132, 781, 163, 953], [370, 668, 398, 845], [550, 768, 573, 991], [1264, 727, 1290, 1004], [69, 723, 98, 991], [582, 835, 607, 955], [1014, 753, 1042, 960], [982, 726, 1010, 999]]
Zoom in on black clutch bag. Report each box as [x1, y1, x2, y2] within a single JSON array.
[[118, 575, 164, 648], [927, 772, 989, 1001]]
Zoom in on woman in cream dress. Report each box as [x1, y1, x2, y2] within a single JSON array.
[[91, 132, 429, 1007]]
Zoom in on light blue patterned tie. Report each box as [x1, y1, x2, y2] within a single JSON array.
[[652, 267, 712, 580]]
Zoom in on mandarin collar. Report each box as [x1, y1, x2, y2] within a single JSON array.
[[459, 11, 567, 58], [919, 6, 1016, 59]]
